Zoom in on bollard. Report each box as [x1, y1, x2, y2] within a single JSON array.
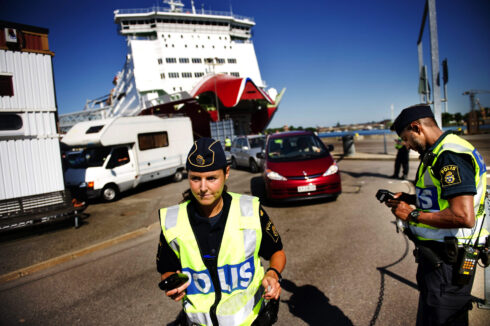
[[342, 135, 355, 156]]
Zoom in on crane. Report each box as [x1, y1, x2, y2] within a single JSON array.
[[462, 89, 490, 111]]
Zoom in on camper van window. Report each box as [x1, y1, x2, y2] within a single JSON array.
[[106, 147, 130, 169], [0, 114, 22, 130], [138, 132, 168, 150], [66, 147, 111, 168], [86, 125, 105, 134]]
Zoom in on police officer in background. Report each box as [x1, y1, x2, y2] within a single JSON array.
[[386, 104, 488, 325], [391, 137, 409, 180], [156, 137, 286, 325]]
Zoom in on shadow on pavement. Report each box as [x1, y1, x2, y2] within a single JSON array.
[[340, 170, 394, 179], [281, 279, 354, 326]]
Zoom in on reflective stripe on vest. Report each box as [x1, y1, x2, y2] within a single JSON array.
[[410, 134, 488, 245], [159, 193, 265, 326]]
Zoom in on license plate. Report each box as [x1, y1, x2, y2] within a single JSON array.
[[297, 184, 316, 192]]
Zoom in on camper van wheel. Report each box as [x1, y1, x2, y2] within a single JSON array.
[[173, 170, 183, 182], [102, 185, 118, 202]]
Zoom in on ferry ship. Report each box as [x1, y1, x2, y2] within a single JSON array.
[[59, 0, 284, 137]]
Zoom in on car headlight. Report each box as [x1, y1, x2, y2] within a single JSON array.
[[322, 162, 339, 176], [266, 169, 287, 181]]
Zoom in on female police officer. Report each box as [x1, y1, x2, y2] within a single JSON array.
[[156, 137, 286, 325]]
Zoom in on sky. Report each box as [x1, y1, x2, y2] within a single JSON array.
[[1, 0, 489, 129]]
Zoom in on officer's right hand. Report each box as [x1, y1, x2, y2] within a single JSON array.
[[162, 271, 190, 302]]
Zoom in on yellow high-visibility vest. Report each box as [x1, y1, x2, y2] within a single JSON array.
[[159, 192, 265, 325], [410, 133, 488, 245]]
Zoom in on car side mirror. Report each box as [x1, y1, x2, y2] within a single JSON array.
[[327, 144, 334, 151], [256, 152, 265, 159]]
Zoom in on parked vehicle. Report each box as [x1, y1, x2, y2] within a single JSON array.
[[230, 135, 266, 173], [258, 131, 341, 201], [61, 116, 193, 201], [0, 21, 84, 233]]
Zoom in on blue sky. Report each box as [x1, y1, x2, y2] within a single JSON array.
[[1, 0, 489, 128]]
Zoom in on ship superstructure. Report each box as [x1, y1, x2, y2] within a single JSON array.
[[59, 0, 283, 135]]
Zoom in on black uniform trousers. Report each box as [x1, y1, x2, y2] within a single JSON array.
[[394, 146, 409, 177], [415, 255, 475, 326]]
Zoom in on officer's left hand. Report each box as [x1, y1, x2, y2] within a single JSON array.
[[262, 271, 281, 300], [386, 194, 412, 221]]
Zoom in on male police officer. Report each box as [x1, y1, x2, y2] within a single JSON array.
[[386, 104, 487, 325], [156, 137, 286, 325]]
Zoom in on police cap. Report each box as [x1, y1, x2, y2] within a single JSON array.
[[391, 104, 434, 136], [186, 137, 227, 172]]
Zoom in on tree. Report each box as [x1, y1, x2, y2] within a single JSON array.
[[441, 112, 453, 126]]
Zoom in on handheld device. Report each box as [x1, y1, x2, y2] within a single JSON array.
[[376, 189, 395, 203], [158, 273, 189, 292], [456, 246, 479, 285]]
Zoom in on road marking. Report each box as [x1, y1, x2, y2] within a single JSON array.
[[0, 222, 159, 285]]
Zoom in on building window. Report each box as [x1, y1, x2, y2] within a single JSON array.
[[192, 58, 202, 64], [157, 58, 163, 64], [194, 72, 204, 78], [160, 73, 165, 79], [182, 72, 192, 78], [0, 114, 22, 130], [138, 132, 168, 150], [227, 58, 237, 64], [231, 72, 240, 77], [166, 58, 177, 63], [0, 75, 14, 97], [179, 58, 189, 64], [168, 72, 179, 78]]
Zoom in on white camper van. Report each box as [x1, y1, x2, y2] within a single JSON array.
[[61, 116, 193, 201]]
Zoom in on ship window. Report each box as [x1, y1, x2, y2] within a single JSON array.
[[0, 114, 22, 130], [166, 58, 177, 63], [212, 46, 215, 49], [172, 44, 175, 48], [192, 58, 202, 63], [122, 21, 129, 25], [182, 72, 192, 78], [231, 72, 240, 77], [208, 36, 210, 39], [227, 58, 237, 64], [216, 58, 225, 64], [157, 58, 163, 64], [165, 44, 168, 47], [185, 45, 187, 48], [181, 35, 183, 38], [194, 72, 204, 78], [219, 37, 221, 40], [160, 73, 165, 79], [169, 73, 179, 78], [201, 45, 204, 48], [168, 34, 171, 38], [195, 45, 198, 48], [138, 132, 168, 151], [0, 75, 14, 96], [204, 58, 213, 64], [179, 58, 189, 64]]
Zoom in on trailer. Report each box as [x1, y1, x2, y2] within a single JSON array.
[[0, 21, 83, 232], [61, 115, 193, 201]]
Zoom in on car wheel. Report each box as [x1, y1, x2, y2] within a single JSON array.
[[231, 157, 237, 169], [102, 184, 118, 202], [249, 159, 259, 173], [173, 170, 183, 182]]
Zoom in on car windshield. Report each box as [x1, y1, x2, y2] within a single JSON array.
[[65, 147, 112, 168], [267, 134, 328, 161], [249, 137, 265, 149]]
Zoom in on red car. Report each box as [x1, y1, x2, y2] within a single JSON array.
[[259, 131, 341, 201]]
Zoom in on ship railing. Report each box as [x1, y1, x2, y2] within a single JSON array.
[[115, 6, 254, 23]]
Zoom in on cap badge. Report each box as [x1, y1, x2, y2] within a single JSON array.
[[196, 155, 205, 166]]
